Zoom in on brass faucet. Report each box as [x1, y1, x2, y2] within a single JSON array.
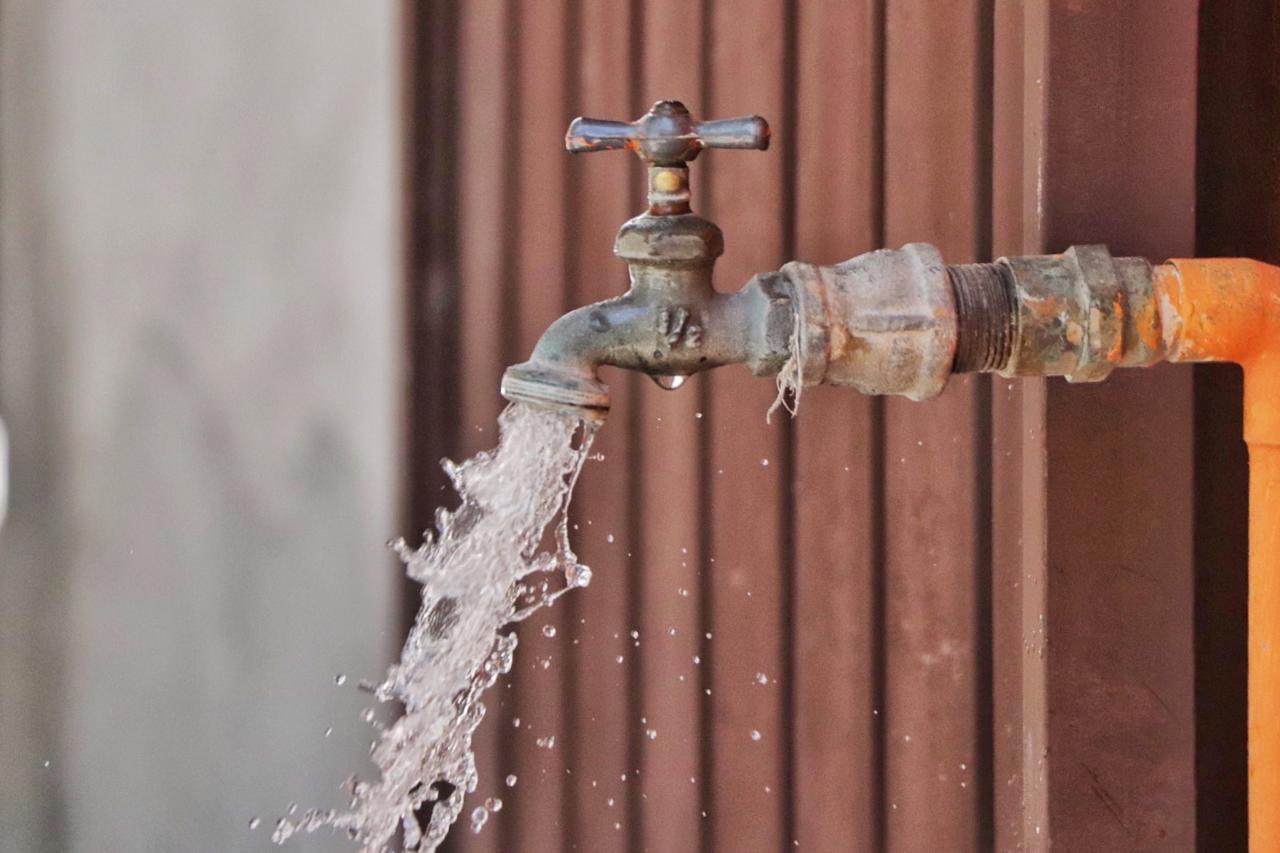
[[500, 101, 794, 418], [501, 100, 1175, 421]]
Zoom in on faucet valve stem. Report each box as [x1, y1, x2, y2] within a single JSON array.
[[566, 100, 769, 215]]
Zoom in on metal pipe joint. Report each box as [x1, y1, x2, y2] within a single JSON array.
[[781, 243, 1164, 403]]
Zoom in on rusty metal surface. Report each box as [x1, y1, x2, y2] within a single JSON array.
[[701, 0, 792, 847], [789, 3, 884, 848], [785, 244, 957, 401], [502, 1, 573, 848], [567, 100, 769, 165], [420, 1, 1232, 851], [881, 0, 992, 849], [562, 1, 639, 847], [500, 106, 791, 416], [1000, 2, 1201, 850], [446, 0, 514, 850]]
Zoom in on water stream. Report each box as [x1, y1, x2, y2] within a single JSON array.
[[272, 401, 596, 851]]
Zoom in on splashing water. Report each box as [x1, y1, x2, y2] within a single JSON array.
[[273, 402, 596, 851]]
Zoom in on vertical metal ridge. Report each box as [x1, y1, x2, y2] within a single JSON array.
[[972, 2, 997, 848], [869, 4, 888, 847], [411, 0, 467, 836], [870, 0, 887, 250], [695, 3, 716, 850], [972, 376, 996, 852], [559, 1, 583, 846], [495, 2, 521, 850], [869, 395, 888, 852], [624, 7, 646, 851], [498, 0, 523, 372], [779, 0, 799, 845], [974, 0, 995, 263]]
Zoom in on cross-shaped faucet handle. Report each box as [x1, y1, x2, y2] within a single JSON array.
[[565, 100, 769, 166]]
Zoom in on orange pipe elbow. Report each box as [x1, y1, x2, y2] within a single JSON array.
[[1156, 258, 1280, 851]]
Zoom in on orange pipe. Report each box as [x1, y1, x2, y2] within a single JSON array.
[[1156, 258, 1280, 852]]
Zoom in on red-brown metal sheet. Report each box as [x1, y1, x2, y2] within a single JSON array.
[[882, 0, 990, 849], [448, 0, 515, 849], [417, 2, 1229, 850], [504, 2, 572, 848], [1040, 3, 1198, 849], [1193, 2, 1278, 845], [704, 2, 791, 849], [989, 2, 1200, 850], [562, 2, 638, 849], [634, 1, 711, 849], [791, 1, 883, 850]]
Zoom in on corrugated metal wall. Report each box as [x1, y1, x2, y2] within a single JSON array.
[[408, 1, 1253, 850]]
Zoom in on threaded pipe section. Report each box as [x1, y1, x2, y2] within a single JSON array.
[[949, 262, 1016, 373]]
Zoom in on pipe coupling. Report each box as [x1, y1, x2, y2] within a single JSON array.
[[997, 245, 1163, 381], [783, 243, 956, 401]]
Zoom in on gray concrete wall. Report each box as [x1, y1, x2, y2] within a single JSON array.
[[0, 3, 402, 851]]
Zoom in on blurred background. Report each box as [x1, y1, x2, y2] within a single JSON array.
[[2, 1, 1278, 852], [1, 3, 401, 851]]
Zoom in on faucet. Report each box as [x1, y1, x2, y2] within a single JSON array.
[[501, 100, 1138, 419], [500, 101, 1203, 420], [500, 101, 793, 418], [502, 101, 1280, 848]]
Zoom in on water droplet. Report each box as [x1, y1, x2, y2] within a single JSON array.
[[607, 797, 615, 808], [615, 655, 624, 664], [695, 412, 704, 418], [693, 655, 701, 665], [471, 806, 489, 834], [651, 374, 687, 390], [486, 797, 503, 812], [629, 629, 640, 639], [506, 774, 518, 787], [606, 533, 615, 543], [334, 674, 346, 686], [646, 729, 657, 740], [761, 458, 770, 466], [512, 717, 521, 728], [542, 625, 557, 638], [750, 730, 762, 741], [565, 562, 592, 588], [249, 817, 261, 830], [324, 727, 333, 737], [755, 672, 769, 685], [614, 821, 622, 831]]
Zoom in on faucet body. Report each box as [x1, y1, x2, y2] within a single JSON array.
[[502, 101, 790, 417]]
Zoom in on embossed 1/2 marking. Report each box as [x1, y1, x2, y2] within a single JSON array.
[[657, 306, 703, 347]]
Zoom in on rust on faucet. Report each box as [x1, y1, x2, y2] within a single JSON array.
[[501, 101, 790, 419]]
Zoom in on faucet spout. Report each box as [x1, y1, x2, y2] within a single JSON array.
[[500, 272, 794, 419]]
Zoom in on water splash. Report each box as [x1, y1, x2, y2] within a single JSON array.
[[274, 402, 596, 851]]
